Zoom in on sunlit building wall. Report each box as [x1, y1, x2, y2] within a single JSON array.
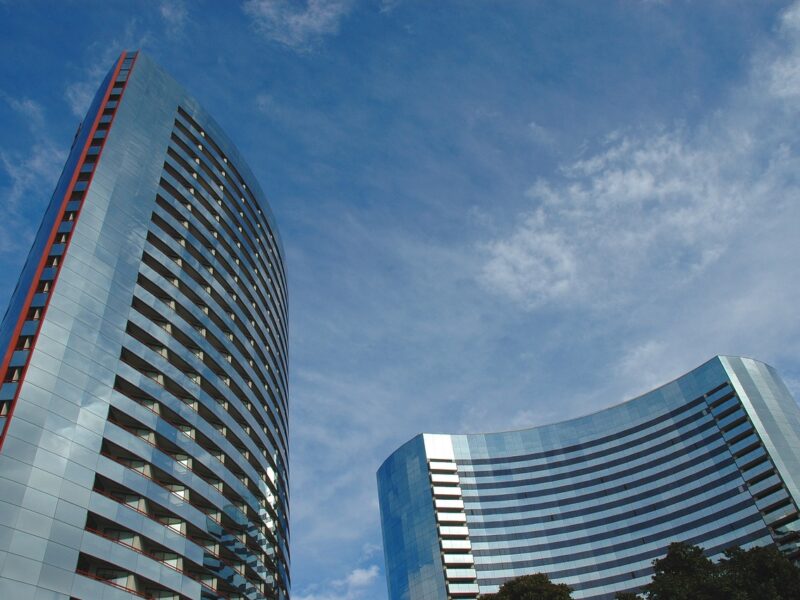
[[0, 51, 290, 599], [378, 356, 800, 600]]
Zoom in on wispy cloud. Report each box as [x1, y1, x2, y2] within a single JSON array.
[[0, 140, 63, 209], [479, 5, 800, 313], [64, 80, 96, 118], [528, 121, 554, 146], [159, 0, 188, 33], [294, 561, 380, 600], [286, 212, 494, 595], [65, 22, 152, 117], [0, 94, 65, 254], [3, 96, 45, 130], [378, 0, 402, 14], [473, 1, 800, 410], [480, 125, 755, 309], [243, 0, 353, 50], [290, 365, 411, 550]]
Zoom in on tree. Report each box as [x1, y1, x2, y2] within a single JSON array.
[[716, 545, 800, 600], [479, 573, 573, 600], [641, 542, 800, 600], [642, 542, 721, 600], [479, 544, 800, 600]]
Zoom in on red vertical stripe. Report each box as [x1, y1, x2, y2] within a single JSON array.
[[0, 51, 138, 451]]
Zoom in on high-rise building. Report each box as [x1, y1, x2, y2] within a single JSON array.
[[378, 356, 800, 600], [0, 51, 289, 599]]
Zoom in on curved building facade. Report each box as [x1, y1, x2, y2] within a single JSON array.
[[0, 52, 289, 599], [378, 356, 800, 600]]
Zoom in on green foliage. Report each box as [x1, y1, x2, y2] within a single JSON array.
[[643, 542, 719, 600], [716, 545, 800, 600], [642, 542, 800, 600], [479, 543, 800, 600], [479, 573, 573, 600]]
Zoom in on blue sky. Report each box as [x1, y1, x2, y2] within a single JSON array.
[[2, 1, 800, 599]]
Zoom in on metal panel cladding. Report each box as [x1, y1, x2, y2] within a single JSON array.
[[0, 51, 290, 600], [378, 356, 800, 600]]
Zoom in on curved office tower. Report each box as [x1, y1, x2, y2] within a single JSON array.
[[378, 356, 800, 600], [0, 52, 289, 599]]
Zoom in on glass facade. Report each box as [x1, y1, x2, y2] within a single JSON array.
[[0, 52, 289, 599], [378, 356, 800, 600]]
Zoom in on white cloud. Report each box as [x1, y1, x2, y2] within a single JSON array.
[[290, 366, 409, 548], [65, 48, 119, 118], [360, 542, 382, 559], [471, 1, 800, 425], [479, 4, 800, 313], [294, 564, 380, 600], [243, 0, 353, 50], [480, 124, 761, 310], [480, 208, 577, 307], [340, 565, 380, 588]]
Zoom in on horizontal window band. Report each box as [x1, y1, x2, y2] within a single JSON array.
[[456, 394, 728, 476], [460, 383, 730, 467], [475, 521, 765, 589], [466, 453, 738, 520], [471, 497, 756, 557], [461, 417, 720, 485], [469, 475, 745, 542], [463, 439, 730, 505]]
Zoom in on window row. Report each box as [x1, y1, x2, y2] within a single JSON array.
[[131, 265, 288, 460], [98, 432, 276, 565], [464, 430, 731, 504], [460, 382, 732, 468], [168, 117, 288, 337], [155, 174, 288, 388], [467, 447, 738, 520], [167, 127, 287, 313], [85, 472, 273, 598], [156, 154, 287, 367], [147, 194, 287, 398], [174, 107, 287, 298], [135, 269, 284, 427], [117, 341, 285, 516]]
